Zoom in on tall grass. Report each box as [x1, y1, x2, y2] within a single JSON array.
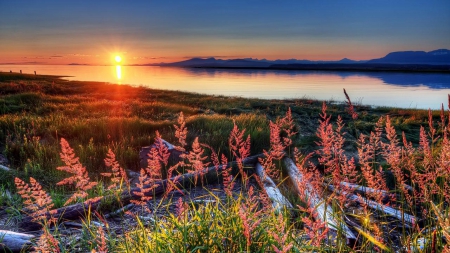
[[2, 74, 449, 252], [10, 104, 450, 251]]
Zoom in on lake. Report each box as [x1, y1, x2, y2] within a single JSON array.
[[1, 65, 450, 109]]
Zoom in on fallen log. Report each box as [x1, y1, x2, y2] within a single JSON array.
[[18, 153, 263, 232], [254, 162, 293, 212], [1, 189, 12, 201], [283, 157, 357, 243], [0, 230, 34, 253], [403, 184, 414, 192], [338, 182, 391, 202], [60, 221, 83, 228], [342, 216, 390, 251], [0, 164, 10, 172], [103, 203, 134, 219], [328, 184, 416, 227], [139, 139, 183, 169]]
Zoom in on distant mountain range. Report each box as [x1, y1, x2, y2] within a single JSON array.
[[367, 49, 450, 65], [142, 49, 450, 70], [147, 57, 367, 68]]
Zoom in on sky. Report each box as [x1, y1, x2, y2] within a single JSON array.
[[1, 1, 450, 65]]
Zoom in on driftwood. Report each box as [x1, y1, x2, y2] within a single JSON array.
[[0, 164, 10, 172], [283, 157, 357, 243], [403, 183, 414, 192], [60, 221, 83, 228], [342, 216, 390, 251], [1, 189, 12, 201], [103, 203, 135, 219], [338, 182, 391, 202], [139, 139, 183, 169], [0, 230, 34, 253], [328, 184, 416, 226], [254, 162, 292, 211], [18, 154, 263, 232]]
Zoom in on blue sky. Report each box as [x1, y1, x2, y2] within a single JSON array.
[[1, 1, 449, 64]]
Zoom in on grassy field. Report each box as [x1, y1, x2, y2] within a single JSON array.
[[0, 72, 448, 252]]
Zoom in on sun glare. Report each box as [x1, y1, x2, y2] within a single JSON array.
[[116, 65, 121, 79], [115, 55, 122, 63]]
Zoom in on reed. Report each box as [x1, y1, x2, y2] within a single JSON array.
[[1, 73, 449, 252]]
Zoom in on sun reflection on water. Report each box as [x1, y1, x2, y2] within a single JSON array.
[[116, 65, 121, 81], [2, 64, 449, 109]]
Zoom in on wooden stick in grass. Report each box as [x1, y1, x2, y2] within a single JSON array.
[[255, 161, 293, 211], [338, 182, 391, 202], [0, 164, 10, 172], [139, 139, 181, 169], [342, 216, 390, 251], [103, 203, 135, 219], [283, 157, 357, 243], [0, 230, 34, 253], [327, 184, 416, 227], [18, 153, 263, 231]]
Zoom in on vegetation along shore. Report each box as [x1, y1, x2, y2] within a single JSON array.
[[0, 72, 449, 252]]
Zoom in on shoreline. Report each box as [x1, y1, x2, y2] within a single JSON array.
[[175, 63, 450, 73], [0, 72, 446, 111], [2, 63, 450, 74]]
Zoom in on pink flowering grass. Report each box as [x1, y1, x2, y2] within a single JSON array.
[[6, 81, 450, 252]]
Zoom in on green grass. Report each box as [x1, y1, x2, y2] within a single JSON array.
[[0, 72, 439, 196], [1, 72, 447, 252]]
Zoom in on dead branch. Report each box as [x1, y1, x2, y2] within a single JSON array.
[[139, 139, 182, 169], [0, 230, 34, 253], [0, 164, 10, 172], [328, 184, 416, 226], [338, 182, 391, 202], [18, 153, 263, 232], [283, 157, 357, 243], [255, 162, 293, 211]]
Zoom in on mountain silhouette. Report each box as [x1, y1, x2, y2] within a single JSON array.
[[158, 57, 271, 68], [148, 49, 450, 70], [367, 49, 450, 65], [154, 57, 365, 68]]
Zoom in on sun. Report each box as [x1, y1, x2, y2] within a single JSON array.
[[115, 55, 122, 63]]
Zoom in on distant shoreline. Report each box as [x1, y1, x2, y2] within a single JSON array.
[[2, 63, 450, 73], [172, 63, 450, 73]]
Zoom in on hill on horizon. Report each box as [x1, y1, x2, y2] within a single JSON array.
[[144, 49, 450, 68], [367, 49, 450, 65]]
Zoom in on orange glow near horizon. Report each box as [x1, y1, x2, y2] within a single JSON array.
[[0, 42, 440, 66], [0, 43, 407, 65]]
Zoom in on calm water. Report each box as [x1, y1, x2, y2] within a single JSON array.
[[2, 65, 450, 109]]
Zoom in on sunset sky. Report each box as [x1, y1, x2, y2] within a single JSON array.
[[1, 1, 449, 65]]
